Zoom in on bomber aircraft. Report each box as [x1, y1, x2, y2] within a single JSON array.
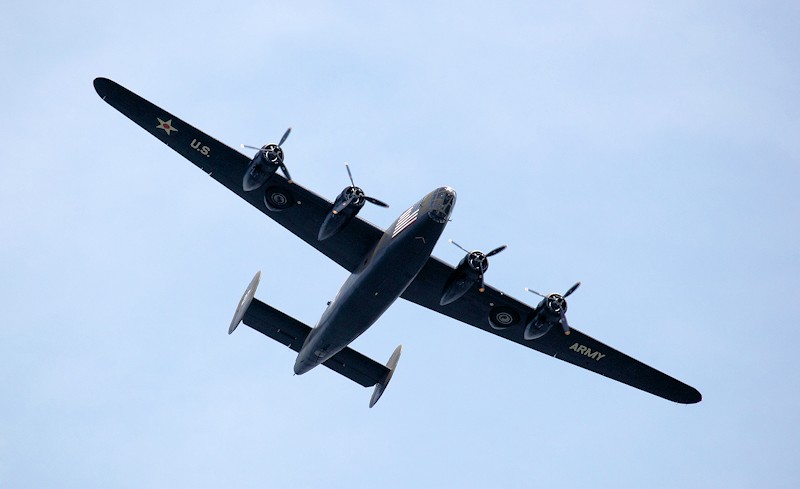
[[94, 78, 701, 407]]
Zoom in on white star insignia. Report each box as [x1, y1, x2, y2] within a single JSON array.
[[156, 117, 178, 135]]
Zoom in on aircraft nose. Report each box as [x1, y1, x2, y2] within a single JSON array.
[[428, 187, 456, 223], [440, 186, 456, 199]]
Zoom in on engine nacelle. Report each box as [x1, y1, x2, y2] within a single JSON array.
[[318, 186, 366, 241], [439, 245, 500, 305], [439, 256, 481, 305], [524, 310, 554, 339], [243, 144, 283, 191], [523, 294, 568, 339]]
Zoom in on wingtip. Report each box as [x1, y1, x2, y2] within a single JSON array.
[[671, 385, 702, 404], [686, 388, 702, 404], [93, 77, 113, 99]]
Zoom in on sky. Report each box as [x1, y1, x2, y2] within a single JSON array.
[[2, 1, 799, 487]]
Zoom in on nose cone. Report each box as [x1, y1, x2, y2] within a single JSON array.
[[440, 186, 457, 201]]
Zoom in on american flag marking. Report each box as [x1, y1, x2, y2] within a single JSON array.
[[392, 204, 420, 238]]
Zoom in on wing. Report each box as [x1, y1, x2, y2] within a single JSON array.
[[243, 299, 389, 387], [401, 257, 702, 404], [93, 77, 382, 272]]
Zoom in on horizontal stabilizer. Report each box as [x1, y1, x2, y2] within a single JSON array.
[[235, 293, 394, 394]]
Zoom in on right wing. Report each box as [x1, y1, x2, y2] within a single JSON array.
[[402, 257, 702, 404], [93, 77, 382, 273]]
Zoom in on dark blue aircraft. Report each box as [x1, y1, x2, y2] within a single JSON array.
[[94, 78, 701, 407]]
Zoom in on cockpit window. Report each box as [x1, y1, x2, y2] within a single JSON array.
[[428, 187, 456, 223]]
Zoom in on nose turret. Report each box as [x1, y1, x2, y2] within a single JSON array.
[[428, 187, 456, 223]]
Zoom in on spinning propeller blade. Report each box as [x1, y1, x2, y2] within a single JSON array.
[[241, 127, 292, 153], [449, 239, 470, 254], [364, 196, 390, 207], [564, 281, 581, 298], [278, 127, 292, 147], [345, 162, 356, 187], [278, 127, 292, 182], [524, 287, 547, 298], [335, 163, 389, 213], [279, 163, 292, 184], [559, 309, 571, 335], [486, 245, 507, 257]]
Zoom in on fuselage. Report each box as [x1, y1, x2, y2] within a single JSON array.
[[294, 186, 456, 374]]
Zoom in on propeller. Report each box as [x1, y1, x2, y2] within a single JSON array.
[[563, 281, 580, 298], [449, 240, 507, 293], [332, 162, 389, 214], [525, 281, 580, 335], [241, 127, 293, 183], [278, 126, 292, 146]]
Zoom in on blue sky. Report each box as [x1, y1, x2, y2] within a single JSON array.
[[2, 1, 799, 487]]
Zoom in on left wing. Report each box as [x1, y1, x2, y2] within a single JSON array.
[[402, 257, 702, 404], [93, 77, 381, 273]]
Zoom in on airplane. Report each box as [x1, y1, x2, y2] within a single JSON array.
[[93, 77, 702, 407]]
